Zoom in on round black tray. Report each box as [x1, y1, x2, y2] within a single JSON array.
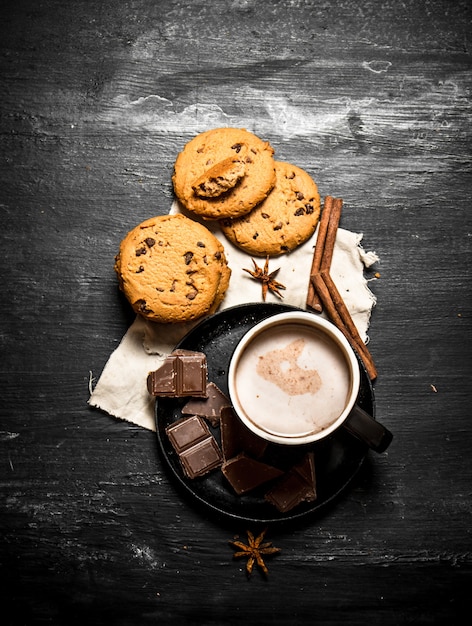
[[155, 303, 374, 524]]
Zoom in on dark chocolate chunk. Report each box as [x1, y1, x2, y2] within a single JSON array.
[[147, 350, 208, 397], [220, 406, 267, 460], [165, 415, 211, 454], [221, 453, 284, 495], [293, 451, 316, 486], [147, 359, 176, 395], [264, 472, 312, 512], [179, 437, 223, 479], [264, 452, 317, 513], [181, 382, 231, 427]]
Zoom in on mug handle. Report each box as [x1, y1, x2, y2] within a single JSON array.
[[343, 404, 393, 453]]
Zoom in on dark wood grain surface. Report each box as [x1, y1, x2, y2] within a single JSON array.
[[1, 1, 471, 624]]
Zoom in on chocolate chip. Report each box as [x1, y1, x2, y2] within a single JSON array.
[[296, 192, 304, 201], [287, 171, 295, 179], [261, 213, 270, 219], [136, 265, 144, 273], [136, 299, 151, 313], [197, 241, 206, 248], [185, 284, 198, 300], [305, 203, 314, 214], [231, 143, 243, 153], [169, 280, 177, 292], [273, 222, 283, 231], [214, 251, 222, 260], [184, 251, 194, 265], [136, 247, 146, 256], [253, 232, 259, 239], [145, 237, 156, 248], [294, 207, 305, 216]]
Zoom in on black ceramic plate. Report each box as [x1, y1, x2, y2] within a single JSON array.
[[155, 303, 375, 524]]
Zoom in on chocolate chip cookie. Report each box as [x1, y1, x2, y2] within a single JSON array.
[[172, 128, 276, 220], [220, 161, 321, 256], [114, 214, 231, 323]]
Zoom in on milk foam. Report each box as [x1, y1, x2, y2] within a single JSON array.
[[234, 324, 351, 437]]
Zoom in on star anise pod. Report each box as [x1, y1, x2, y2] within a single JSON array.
[[243, 256, 286, 301], [229, 528, 281, 577]]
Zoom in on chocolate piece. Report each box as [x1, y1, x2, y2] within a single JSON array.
[[165, 416, 211, 454], [166, 413, 223, 480], [220, 406, 268, 460], [181, 382, 231, 427], [265, 452, 317, 513], [147, 349, 208, 397], [264, 472, 313, 513], [292, 451, 316, 486], [179, 437, 223, 479], [147, 359, 177, 395], [221, 453, 284, 495]]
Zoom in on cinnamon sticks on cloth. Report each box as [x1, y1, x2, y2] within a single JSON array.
[[307, 196, 377, 380], [88, 201, 379, 431]]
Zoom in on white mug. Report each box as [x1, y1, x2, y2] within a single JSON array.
[[228, 312, 392, 452]]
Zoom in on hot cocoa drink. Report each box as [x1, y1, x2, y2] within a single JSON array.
[[228, 313, 358, 444]]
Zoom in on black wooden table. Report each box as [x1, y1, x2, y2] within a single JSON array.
[[1, 1, 471, 624]]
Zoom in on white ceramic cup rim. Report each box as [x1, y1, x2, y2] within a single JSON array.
[[227, 311, 361, 446]]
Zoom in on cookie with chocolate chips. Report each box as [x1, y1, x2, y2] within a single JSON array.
[[220, 161, 321, 256], [114, 214, 231, 323], [172, 128, 276, 220]]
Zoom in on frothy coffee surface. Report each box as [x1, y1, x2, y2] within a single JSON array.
[[234, 323, 351, 437]]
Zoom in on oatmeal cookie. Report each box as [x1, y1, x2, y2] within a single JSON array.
[[220, 161, 321, 256], [114, 214, 230, 323], [172, 128, 276, 220]]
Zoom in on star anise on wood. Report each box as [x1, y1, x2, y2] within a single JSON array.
[[229, 528, 281, 577], [243, 256, 286, 301]]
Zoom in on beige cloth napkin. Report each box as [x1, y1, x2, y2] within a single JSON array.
[[89, 202, 379, 431]]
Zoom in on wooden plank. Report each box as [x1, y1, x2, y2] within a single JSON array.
[[1, 0, 471, 622]]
